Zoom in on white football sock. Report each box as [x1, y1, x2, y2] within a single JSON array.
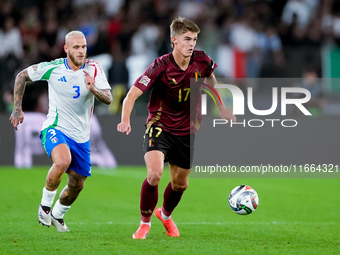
[[140, 221, 151, 227], [41, 187, 57, 207], [52, 199, 70, 219], [161, 209, 171, 221]]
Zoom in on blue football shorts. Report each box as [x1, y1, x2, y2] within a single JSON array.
[[40, 128, 91, 177]]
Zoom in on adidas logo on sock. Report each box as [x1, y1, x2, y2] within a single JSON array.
[[58, 76, 67, 82]]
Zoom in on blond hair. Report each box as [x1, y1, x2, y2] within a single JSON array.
[[170, 17, 200, 48], [65, 31, 85, 45]]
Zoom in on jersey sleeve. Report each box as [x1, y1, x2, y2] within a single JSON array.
[[207, 60, 218, 77], [27, 59, 63, 81], [194, 50, 218, 78], [202, 53, 217, 77], [133, 58, 165, 93], [87, 60, 111, 90], [133, 74, 153, 93], [94, 65, 111, 90]]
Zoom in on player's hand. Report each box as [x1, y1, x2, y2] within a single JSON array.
[[117, 122, 131, 135], [9, 108, 24, 130], [219, 105, 236, 123], [83, 70, 95, 92]]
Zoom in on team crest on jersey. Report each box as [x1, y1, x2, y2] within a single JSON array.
[[139, 75, 151, 86], [32, 65, 39, 72]]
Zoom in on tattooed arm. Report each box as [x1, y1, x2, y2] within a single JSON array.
[[83, 70, 112, 105], [90, 88, 112, 105], [9, 69, 32, 130]]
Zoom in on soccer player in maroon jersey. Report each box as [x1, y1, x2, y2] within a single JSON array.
[[117, 17, 236, 239]]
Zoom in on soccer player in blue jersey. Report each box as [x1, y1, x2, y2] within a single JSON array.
[[9, 31, 112, 232], [118, 17, 236, 239]]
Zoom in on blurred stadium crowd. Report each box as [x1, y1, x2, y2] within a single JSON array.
[[0, 0, 339, 114]]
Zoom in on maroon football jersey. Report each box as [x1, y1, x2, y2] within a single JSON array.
[[134, 50, 217, 136]]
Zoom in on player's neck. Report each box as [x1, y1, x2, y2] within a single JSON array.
[[172, 50, 191, 71]]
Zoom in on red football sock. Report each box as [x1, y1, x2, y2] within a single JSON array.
[[162, 182, 183, 217], [140, 178, 158, 222]]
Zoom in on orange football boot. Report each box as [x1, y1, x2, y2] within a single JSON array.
[[154, 207, 179, 237], [132, 224, 150, 239]]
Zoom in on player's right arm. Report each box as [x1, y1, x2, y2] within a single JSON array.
[[9, 69, 32, 130], [117, 86, 143, 135]]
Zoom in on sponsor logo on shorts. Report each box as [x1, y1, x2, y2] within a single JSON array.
[[139, 75, 151, 86]]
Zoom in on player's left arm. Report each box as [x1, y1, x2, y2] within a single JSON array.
[[206, 73, 236, 122], [84, 70, 112, 105]]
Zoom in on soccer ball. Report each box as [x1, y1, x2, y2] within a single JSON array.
[[228, 185, 259, 215]]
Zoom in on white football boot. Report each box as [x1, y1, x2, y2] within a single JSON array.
[[38, 205, 51, 227], [51, 214, 70, 232]]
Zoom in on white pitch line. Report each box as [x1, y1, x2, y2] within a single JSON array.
[[8, 221, 336, 226]]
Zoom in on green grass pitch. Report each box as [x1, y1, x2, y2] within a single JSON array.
[[0, 166, 339, 255]]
